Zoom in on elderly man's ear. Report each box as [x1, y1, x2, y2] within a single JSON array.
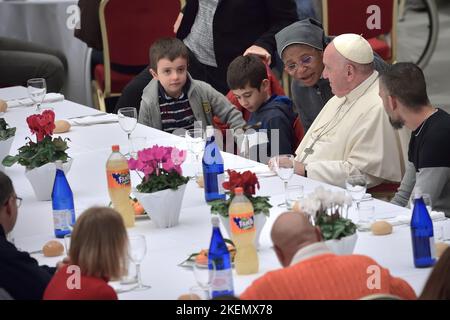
[[314, 226, 323, 241], [274, 245, 289, 267]]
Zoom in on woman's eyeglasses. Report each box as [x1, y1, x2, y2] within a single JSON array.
[[284, 55, 314, 73]]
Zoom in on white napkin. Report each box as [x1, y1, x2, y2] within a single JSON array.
[[358, 211, 447, 230], [233, 165, 276, 178], [6, 93, 64, 108], [69, 113, 118, 126]]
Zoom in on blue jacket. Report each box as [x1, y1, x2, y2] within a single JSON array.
[[247, 95, 297, 162]]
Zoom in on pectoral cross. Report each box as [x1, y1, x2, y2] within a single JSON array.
[[304, 147, 314, 155]]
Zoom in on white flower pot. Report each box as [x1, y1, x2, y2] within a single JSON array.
[[134, 184, 187, 228], [0, 136, 14, 172], [25, 159, 72, 201], [325, 233, 358, 255], [220, 213, 267, 249]]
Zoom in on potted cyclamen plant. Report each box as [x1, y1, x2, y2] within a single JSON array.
[[2, 110, 71, 200], [129, 145, 189, 228], [0, 118, 16, 172], [295, 186, 358, 255], [209, 169, 272, 248]]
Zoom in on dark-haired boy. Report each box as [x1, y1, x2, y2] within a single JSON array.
[[138, 37, 245, 133], [227, 55, 296, 163]]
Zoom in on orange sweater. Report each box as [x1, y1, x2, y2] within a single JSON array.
[[240, 254, 416, 300]]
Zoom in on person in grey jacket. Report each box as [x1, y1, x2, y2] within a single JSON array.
[[138, 38, 245, 132], [275, 18, 387, 133], [379, 63, 450, 217]]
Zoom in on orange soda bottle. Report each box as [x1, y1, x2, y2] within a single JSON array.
[[228, 187, 259, 274], [106, 145, 135, 227]]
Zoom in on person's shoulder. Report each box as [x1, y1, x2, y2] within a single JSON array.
[[141, 78, 159, 101]]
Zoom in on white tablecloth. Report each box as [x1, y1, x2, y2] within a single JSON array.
[[0, 86, 437, 299], [0, 0, 92, 106]]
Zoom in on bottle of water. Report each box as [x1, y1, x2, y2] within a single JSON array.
[[51, 161, 75, 238], [410, 192, 436, 268], [202, 126, 225, 202], [208, 216, 234, 298]]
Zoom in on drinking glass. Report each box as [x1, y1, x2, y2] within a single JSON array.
[[358, 204, 375, 224], [63, 234, 71, 256], [192, 260, 215, 300], [286, 184, 304, 210], [118, 107, 138, 156], [185, 128, 205, 178], [27, 78, 47, 111], [128, 234, 151, 291], [272, 154, 295, 207], [130, 136, 147, 159], [345, 175, 367, 210]]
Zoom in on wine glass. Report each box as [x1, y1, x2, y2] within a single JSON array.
[[272, 154, 295, 207], [27, 78, 47, 111], [118, 107, 138, 156], [345, 175, 367, 211], [192, 260, 215, 300], [185, 128, 205, 179], [128, 234, 151, 291]]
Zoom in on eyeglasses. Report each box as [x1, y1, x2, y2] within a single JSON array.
[[2, 195, 22, 208], [15, 196, 22, 208], [284, 55, 314, 73]]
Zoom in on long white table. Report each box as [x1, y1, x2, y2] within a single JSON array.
[[0, 86, 439, 299]]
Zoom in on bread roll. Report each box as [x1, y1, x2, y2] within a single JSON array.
[[54, 120, 71, 133], [42, 240, 64, 257], [371, 221, 393, 235], [435, 242, 449, 258], [0, 99, 7, 112], [196, 175, 204, 188]]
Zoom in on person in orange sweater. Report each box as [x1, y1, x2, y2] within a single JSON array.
[[240, 212, 417, 300], [44, 207, 129, 300]]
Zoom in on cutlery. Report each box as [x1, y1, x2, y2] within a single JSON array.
[[67, 112, 107, 120]]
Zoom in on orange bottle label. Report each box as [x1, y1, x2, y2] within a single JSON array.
[[107, 169, 131, 188], [230, 213, 255, 234]]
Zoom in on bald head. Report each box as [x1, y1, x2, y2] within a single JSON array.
[[271, 211, 321, 267]]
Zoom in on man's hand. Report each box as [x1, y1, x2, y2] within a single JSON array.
[[173, 12, 183, 34], [243, 45, 271, 65]]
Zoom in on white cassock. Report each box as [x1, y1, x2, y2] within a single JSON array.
[[295, 71, 406, 188]]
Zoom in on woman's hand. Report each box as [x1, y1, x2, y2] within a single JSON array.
[[243, 45, 271, 65]]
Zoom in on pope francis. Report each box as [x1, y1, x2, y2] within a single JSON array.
[[285, 33, 405, 188]]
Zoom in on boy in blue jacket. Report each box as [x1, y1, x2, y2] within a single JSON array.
[[227, 55, 297, 163]]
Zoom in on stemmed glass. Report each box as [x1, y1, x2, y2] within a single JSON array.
[[27, 78, 47, 111], [128, 234, 151, 291], [192, 260, 215, 300], [345, 175, 367, 212], [185, 128, 205, 179], [118, 107, 138, 156], [272, 154, 295, 207]]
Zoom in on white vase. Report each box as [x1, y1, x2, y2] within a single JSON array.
[[325, 233, 358, 255], [133, 183, 187, 228], [219, 213, 267, 249], [0, 136, 14, 172], [25, 159, 73, 201]]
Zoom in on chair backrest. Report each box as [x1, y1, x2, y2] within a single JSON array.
[[322, 0, 395, 37], [293, 116, 305, 150], [322, 0, 397, 62], [98, 0, 180, 94]]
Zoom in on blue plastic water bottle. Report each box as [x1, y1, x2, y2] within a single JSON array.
[[51, 161, 76, 238], [410, 192, 436, 268], [202, 126, 225, 202], [208, 216, 234, 298]]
